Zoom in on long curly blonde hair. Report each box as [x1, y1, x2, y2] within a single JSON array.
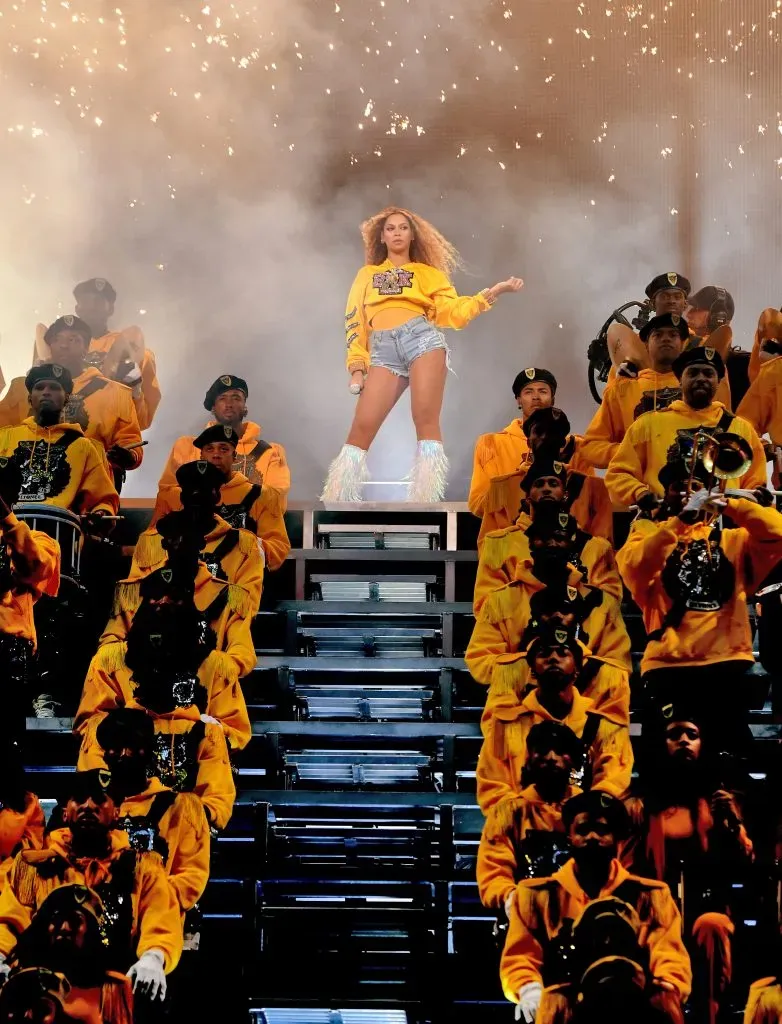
[[361, 207, 463, 277]]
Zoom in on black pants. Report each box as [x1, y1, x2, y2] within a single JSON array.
[[642, 661, 754, 756]]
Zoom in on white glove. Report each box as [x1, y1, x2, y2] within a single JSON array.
[[349, 381, 363, 395], [0, 954, 9, 981], [128, 948, 167, 1001], [680, 487, 725, 516], [516, 981, 542, 1022], [200, 714, 221, 727]]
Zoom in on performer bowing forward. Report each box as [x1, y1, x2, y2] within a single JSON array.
[[321, 207, 523, 502]]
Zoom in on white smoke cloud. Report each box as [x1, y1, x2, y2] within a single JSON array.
[[0, 0, 779, 499]]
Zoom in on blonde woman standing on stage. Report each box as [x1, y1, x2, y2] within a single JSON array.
[[321, 207, 523, 502]]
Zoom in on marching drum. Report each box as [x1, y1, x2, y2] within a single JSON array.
[[14, 503, 82, 584]]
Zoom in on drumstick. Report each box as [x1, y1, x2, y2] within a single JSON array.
[[125, 440, 148, 451], [80, 514, 123, 520]]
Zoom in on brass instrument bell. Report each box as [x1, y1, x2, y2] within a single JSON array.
[[701, 432, 754, 482]]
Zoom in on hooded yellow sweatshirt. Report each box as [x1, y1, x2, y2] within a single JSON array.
[[0, 829, 182, 970], [476, 782, 581, 910], [476, 688, 632, 829], [737, 354, 782, 446], [78, 713, 236, 830], [500, 858, 691, 1004], [152, 471, 290, 572], [469, 420, 531, 518], [116, 777, 210, 912], [0, 418, 118, 515], [473, 431, 613, 543], [605, 400, 766, 510], [100, 562, 257, 681], [156, 421, 290, 516], [0, 514, 60, 647], [582, 369, 684, 469], [0, 369, 143, 469], [474, 520, 622, 615], [617, 498, 782, 672], [131, 514, 264, 614], [466, 576, 631, 724], [74, 645, 251, 751]]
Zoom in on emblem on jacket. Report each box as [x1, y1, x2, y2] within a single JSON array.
[[15, 441, 72, 502]]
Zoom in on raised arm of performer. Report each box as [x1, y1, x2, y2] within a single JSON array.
[[321, 207, 523, 502]]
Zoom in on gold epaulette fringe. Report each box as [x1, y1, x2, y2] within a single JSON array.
[[175, 790, 208, 830], [95, 641, 128, 675], [227, 584, 254, 618], [482, 528, 519, 570], [482, 585, 521, 625], [484, 796, 523, 841], [236, 528, 258, 558], [489, 660, 527, 698], [132, 531, 165, 569], [113, 581, 142, 616], [207, 649, 237, 682]]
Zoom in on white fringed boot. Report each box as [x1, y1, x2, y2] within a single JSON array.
[[320, 444, 369, 502], [406, 440, 449, 503]]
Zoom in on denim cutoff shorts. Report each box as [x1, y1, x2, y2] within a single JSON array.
[[369, 316, 451, 378]]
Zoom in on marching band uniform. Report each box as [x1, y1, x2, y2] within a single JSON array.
[[153, 423, 290, 571], [156, 376, 290, 516], [605, 349, 765, 511], [468, 369, 557, 518]]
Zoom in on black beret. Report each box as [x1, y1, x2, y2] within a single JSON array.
[[529, 583, 586, 622], [657, 457, 711, 490], [525, 623, 584, 667], [645, 272, 691, 299], [561, 790, 630, 838], [522, 406, 571, 440], [520, 458, 569, 493], [62, 768, 112, 803], [25, 363, 73, 394], [639, 312, 690, 343], [526, 720, 583, 761], [689, 285, 735, 320], [175, 459, 226, 493], [194, 424, 240, 450], [95, 708, 155, 752], [512, 367, 558, 398], [671, 345, 725, 381], [203, 375, 249, 411], [44, 314, 92, 345], [73, 277, 117, 304]]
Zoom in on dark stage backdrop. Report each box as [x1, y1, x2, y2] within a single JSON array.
[[1, 0, 781, 498]]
